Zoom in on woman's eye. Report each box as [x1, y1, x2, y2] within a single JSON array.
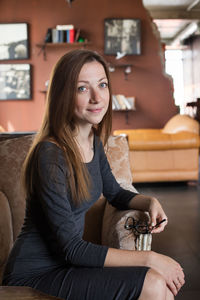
[[78, 86, 87, 92], [100, 82, 108, 88]]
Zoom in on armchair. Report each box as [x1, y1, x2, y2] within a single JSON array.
[[114, 114, 200, 183], [0, 134, 149, 299]]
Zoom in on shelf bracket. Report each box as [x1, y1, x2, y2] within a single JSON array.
[[37, 43, 47, 60]]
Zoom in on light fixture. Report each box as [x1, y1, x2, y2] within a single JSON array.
[[66, 0, 74, 7]]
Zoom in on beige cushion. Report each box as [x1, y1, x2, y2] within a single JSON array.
[[162, 114, 199, 134], [106, 135, 133, 186]]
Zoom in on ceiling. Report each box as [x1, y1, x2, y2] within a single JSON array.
[[142, 0, 200, 47]]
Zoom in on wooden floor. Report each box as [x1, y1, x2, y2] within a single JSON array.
[[134, 181, 200, 300]]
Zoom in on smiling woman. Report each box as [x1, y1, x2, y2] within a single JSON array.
[[75, 61, 110, 127], [2, 49, 184, 300]]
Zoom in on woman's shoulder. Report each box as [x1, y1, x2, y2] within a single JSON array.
[[36, 140, 65, 164]]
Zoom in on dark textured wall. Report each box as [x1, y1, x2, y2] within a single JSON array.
[[0, 0, 177, 132]]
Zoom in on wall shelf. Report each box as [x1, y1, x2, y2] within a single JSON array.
[[36, 41, 91, 60], [112, 109, 135, 124]]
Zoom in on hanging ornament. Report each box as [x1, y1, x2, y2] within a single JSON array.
[[66, 0, 75, 7]]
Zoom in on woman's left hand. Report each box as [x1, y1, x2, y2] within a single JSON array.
[[148, 197, 168, 233]]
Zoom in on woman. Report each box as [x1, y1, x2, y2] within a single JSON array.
[[3, 49, 184, 300]]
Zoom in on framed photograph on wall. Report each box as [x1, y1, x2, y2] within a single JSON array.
[[0, 23, 29, 60], [0, 64, 31, 100], [104, 19, 141, 55]]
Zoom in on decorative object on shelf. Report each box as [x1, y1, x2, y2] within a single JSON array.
[[104, 19, 141, 55], [116, 51, 127, 60], [0, 23, 29, 60], [0, 64, 31, 100]]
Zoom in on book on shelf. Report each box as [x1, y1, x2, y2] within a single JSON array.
[[112, 94, 136, 110], [51, 24, 75, 43]]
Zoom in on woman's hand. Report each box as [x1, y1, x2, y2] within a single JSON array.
[[148, 197, 168, 233], [129, 194, 168, 233], [149, 251, 185, 296]]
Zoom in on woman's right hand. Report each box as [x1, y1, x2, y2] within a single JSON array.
[[149, 251, 185, 296]]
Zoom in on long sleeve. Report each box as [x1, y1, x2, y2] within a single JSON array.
[[98, 140, 138, 210], [34, 142, 108, 268]]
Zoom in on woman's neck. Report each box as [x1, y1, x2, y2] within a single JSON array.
[[75, 123, 93, 143], [74, 124, 94, 163]]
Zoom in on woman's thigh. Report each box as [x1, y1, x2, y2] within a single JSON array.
[[33, 266, 149, 300]]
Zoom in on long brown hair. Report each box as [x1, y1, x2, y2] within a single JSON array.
[[23, 49, 112, 205]]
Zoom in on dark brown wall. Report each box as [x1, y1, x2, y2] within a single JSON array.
[[0, 0, 177, 132]]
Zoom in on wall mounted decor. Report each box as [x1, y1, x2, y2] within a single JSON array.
[[0, 64, 31, 100], [104, 19, 141, 55], [0, 23, 29, 60]]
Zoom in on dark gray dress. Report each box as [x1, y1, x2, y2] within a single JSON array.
[[3, 136, 149, 300]]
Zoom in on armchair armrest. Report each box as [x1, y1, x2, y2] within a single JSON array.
[[101, 203, 151, 250], [101, 183, 152, 251]]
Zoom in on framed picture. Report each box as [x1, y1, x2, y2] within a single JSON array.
[[104, 19, 141, 55], [0, 23, 29, 60], [0, 64, 31, 100]]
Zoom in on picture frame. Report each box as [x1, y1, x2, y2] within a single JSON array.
[[0, 64, 31, 100], [104, 19, 141, 55], [0, 23, 29, 60]]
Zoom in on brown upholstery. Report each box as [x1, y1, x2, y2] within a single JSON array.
[[0, 134, 147, 299], [114, 114, 200, 183]]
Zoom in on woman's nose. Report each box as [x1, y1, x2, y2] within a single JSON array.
[[89, 88, 101, 103]]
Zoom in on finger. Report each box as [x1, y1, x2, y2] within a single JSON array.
[[167, 281, 178, 296], [150, 215, 157, 227], [174, 280, 182, 292], [178, 276, 185, 287], [151, 219, 167, 233], [177, 271, 185, 286]]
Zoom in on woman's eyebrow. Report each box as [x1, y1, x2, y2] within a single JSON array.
[[78, 77, 108, 84], [77, 80, 89, 83], [98, 77, 108, 82]]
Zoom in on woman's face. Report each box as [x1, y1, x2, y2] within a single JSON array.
[[74, 61, 110, 127]]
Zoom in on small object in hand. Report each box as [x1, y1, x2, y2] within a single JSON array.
[[152, 219, 167, 230], [124, 217, 166, 234]]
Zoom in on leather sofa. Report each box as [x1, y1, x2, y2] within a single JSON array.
[[114, 114, 200, 183], [0, 133, 148, 299]]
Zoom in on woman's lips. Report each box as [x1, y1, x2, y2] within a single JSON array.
[[87, 108, 103, 113]]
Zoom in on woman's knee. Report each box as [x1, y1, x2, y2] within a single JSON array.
[[139, 269, 167, 300]]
